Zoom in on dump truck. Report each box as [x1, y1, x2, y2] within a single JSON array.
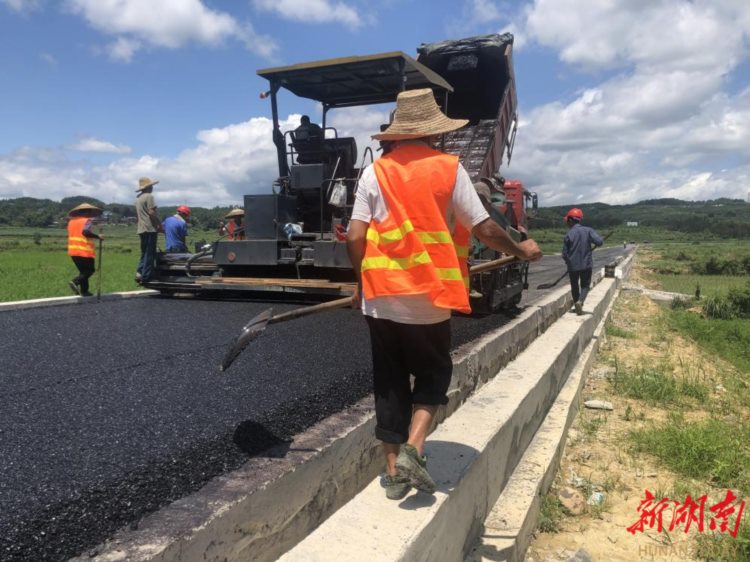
[[145, 33, 536, 312]]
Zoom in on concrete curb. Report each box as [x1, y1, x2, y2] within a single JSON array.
[[466, 258, 630, 562], [279, 275, 621, 560], [77, 276, 600, 562], [0, 290, 158, 313]]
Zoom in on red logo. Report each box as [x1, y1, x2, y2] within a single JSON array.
[[628, 489, 745, 537]]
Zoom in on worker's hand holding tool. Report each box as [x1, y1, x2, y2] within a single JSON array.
[[350, 287, 360, 309], [517, 239, 542, 262]]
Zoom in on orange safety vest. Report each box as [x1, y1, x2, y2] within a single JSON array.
[[361, 143, 471, 313], [227, 220, 246, 240], [67, 217, 96, 258]]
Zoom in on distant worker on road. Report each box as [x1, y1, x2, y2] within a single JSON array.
[[135, 177, 162, 284], [225, 208, 246, 240], [67, 203, 104, 297], [562, 208, 603, 315], [347, 88, 542, 501], [163, 205, 191, 253]]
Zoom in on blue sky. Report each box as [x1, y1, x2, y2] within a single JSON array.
[[1, 0, 749, 208]]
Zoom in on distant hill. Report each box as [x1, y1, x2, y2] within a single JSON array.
[[0, 195, 748, 237], [0, 197, 235, 230], [533, 198, 750, 238]]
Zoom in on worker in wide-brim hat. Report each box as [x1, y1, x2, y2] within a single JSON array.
[[224, 208, 245, 240], [346, 88, 542, 500], [67, 203, 103, 297], [562, 207, 604, 315], [136, 176, 159, 192], [135, 176, 162, 284]]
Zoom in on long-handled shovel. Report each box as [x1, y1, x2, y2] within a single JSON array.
[[536, 231, 615, 290], [220, 255, 520, 371], [536, 270, 568, 291]]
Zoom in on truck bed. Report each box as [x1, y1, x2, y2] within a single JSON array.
[[418, 33, 517, 181]]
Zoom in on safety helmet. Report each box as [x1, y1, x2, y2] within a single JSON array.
[[177, 205, 191, 216], [564, 208, 583, 222]]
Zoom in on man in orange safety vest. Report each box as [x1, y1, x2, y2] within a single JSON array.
[[67, 203, 104, 297], [347, 88, 542, 500]]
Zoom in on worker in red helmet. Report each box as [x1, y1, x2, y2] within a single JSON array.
[[562, 207, 603, 315], [163, 205, 191, 253]]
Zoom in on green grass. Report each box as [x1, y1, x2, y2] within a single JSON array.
[[644, 240, 750, 267], [605, 323, 636, 339], [538, 494, 566, 533], [629, 413, 750, 492], [609, 363, 709, 405], [695, 518, 750, 562], [0, 225, 216, 301], [653, 274, 748, 297], [668, 310, 750, 374], [630, 419, 750, 562]]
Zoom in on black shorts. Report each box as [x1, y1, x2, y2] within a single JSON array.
[[365, 316, 452, 444]]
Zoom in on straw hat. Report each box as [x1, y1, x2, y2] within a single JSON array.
[[136, 177, 159, 192], [225, 208, 244, 218], [372, 88, 468, 141], [68, 203, 102, 217]]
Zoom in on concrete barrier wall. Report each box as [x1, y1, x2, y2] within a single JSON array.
[[80, 275, 601, 562], [0, 290, 156, 313], [280, 276, 621, 561], [469, 253, 634, 561]]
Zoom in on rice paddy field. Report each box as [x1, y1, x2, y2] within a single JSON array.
[[0, 225, 216, 302], [1, 226, 748, 303]]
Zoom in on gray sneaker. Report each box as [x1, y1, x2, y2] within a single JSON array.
[[574, 301, 583, 315], [396, 444, 436, 494], [68, 281, 80, 296], [383, 473, 411, 500]]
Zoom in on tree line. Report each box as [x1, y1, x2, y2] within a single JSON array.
[[531, 198, 750, 238], [1, 195, 749, 238], [0, 196, 236, 230]]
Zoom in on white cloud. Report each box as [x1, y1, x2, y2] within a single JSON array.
[[40, 52, 56, 65], [467, 0, 502, 22], [106, 37, 141, 63], [525, 0, 750, 72], [253, 0, 362, 28], [502, 0, 750, 205], [64, 0, 277, 62], [1, 0, 41, 13], [0, 107, 387, 207], [68, 137, 132, 154]]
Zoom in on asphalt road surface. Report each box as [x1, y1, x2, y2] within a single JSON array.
[[0, 247, 628, 561]]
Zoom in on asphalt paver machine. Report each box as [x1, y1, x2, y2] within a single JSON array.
[[145, 33, 536, 312]]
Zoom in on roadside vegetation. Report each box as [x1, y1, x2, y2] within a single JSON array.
[[528, 240, 750, 562], [0, 225, 217, 301]]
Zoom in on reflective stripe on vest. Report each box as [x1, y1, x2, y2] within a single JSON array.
[[67, 217, 95, 258], [361, 143, 471, 313]]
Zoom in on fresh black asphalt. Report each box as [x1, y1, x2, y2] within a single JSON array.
[[0, 248, 627, 561]]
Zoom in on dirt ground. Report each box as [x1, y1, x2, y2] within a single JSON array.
[[524, 255, 732, 562]]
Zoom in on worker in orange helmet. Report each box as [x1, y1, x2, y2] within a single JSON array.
[[347, 88, 542, 501], [562, 207, 603, 315], [163, 205, 191, 253]]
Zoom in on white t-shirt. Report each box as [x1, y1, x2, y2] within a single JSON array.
[[350, 144, 489, 324]]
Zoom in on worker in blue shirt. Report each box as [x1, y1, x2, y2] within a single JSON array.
[[562, 208, 603, 315], [163, 205, 190, 253]]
